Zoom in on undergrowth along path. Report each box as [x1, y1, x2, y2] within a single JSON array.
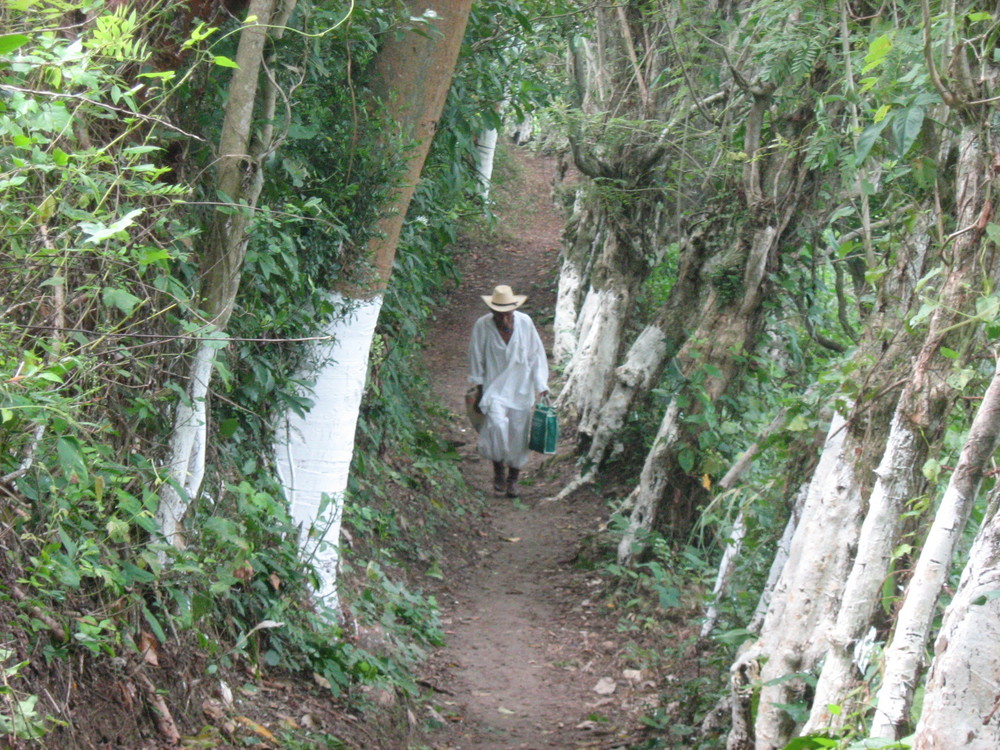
[[420, 146, 654, 750]]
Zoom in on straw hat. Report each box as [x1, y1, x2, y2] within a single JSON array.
[[482, 284, 527, 311]]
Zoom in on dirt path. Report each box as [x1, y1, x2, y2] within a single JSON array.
[[419, 149, 651, 750]]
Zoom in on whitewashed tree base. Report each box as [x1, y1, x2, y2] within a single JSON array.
[[274, 293, 382, 611]]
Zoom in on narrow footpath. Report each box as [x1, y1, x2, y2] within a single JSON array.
[[419, 148, 656, 750]]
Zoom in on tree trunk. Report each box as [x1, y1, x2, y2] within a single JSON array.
[[552, 197, 599, 366], [910, 502, 1000, 749], [807, 121, 1000, 734], [556, 205, 663, 431], [728, 209, 934, 747], [273, 0, 472, 606], [872, 357, 1000, 740], [555, 4, 674, 420], [617, 209, 800, 557], [729, 412, 861, 750], [157, 0, 296, 546], [474, 127, 498, 202]]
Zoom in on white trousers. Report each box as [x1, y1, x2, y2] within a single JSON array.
[[478, 403, 532, 468]]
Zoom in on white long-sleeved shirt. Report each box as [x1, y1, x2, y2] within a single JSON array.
[[469, 311, 548, 412]]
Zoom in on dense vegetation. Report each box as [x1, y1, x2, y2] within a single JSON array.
[[4, 1, 1000, 748]]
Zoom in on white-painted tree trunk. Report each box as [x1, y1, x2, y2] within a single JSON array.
[[616, 399, 682, 564], [747, 482, 808, 634], [552, 192, 597, 366], [553, 253, 586, 366], [556, 285, 629, 429], [702, 510, 746, 638], [911, 503, 1000, 749], [804, 407, 923, 733], [701, 405, 800, 637], [729, 412, 867, 750], [156, 0, 296, 548], [871, 357, 1000, 740], [156, 335, 220, 546], [474, 128, 498, 202], [549, 323, 670, 502], [274, 294, 383, 609]]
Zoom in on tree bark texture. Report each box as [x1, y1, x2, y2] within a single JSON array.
[[910, 502, 1000, 749], [556, 3, 677, 424], [807, 118, 1000, 735], [556, 201, 666, 431], [272, 0, 472, 605], [552, 196, 599, 365], [729, 204, 936, 747], [617, 130, 815, 555], [158, 0, 296, 546], [872, 357, 1000, 740]]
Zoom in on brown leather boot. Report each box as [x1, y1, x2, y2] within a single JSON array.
[[505, 467, 520, 498], [492, 462, 506, 494]]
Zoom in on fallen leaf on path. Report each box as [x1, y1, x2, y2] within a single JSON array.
[[301, 712, 321, 729], [497, 707, 516, 715], [202, 699, 225, 721], [234, 716, 275, 741], [137, 630, 160, 666], [593, 677, 616, 695], [313, 673, 331, 690], [502, 537, 521, 543], [623, 668, 645, 683]]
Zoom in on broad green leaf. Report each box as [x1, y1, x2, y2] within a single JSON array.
[[862, 34, 893, 73], [0, 34, 30, 55], [986, 223, 1000, 246], [920, 458, 941, 482], [102, 287, 143, 314], [57, 436, 87, 481], [892, 107, 925, 158], [971, 590, 1000, 605], [856, 117, 890, 165], [212, 55, 239, 68], [787, 414, 810, 432]]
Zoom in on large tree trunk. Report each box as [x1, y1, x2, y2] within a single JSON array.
[[556, 204, 665, 431], [551, 218, 715, 504], [552, 197, 598, 365], [872, 357, 1000, 740], [727, 212, 934, 748], [617, 125, 814, 556], [554, 5, 675, 421], [806, 118, 1000, 734], [910, 501, 1000, 749], [273, 0, 472, 607], [157, 0, 296, 546]]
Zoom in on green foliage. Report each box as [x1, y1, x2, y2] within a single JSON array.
[[0, 648, 62, 740]]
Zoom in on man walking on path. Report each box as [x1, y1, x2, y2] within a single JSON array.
[[469, 284, 549, 497]]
